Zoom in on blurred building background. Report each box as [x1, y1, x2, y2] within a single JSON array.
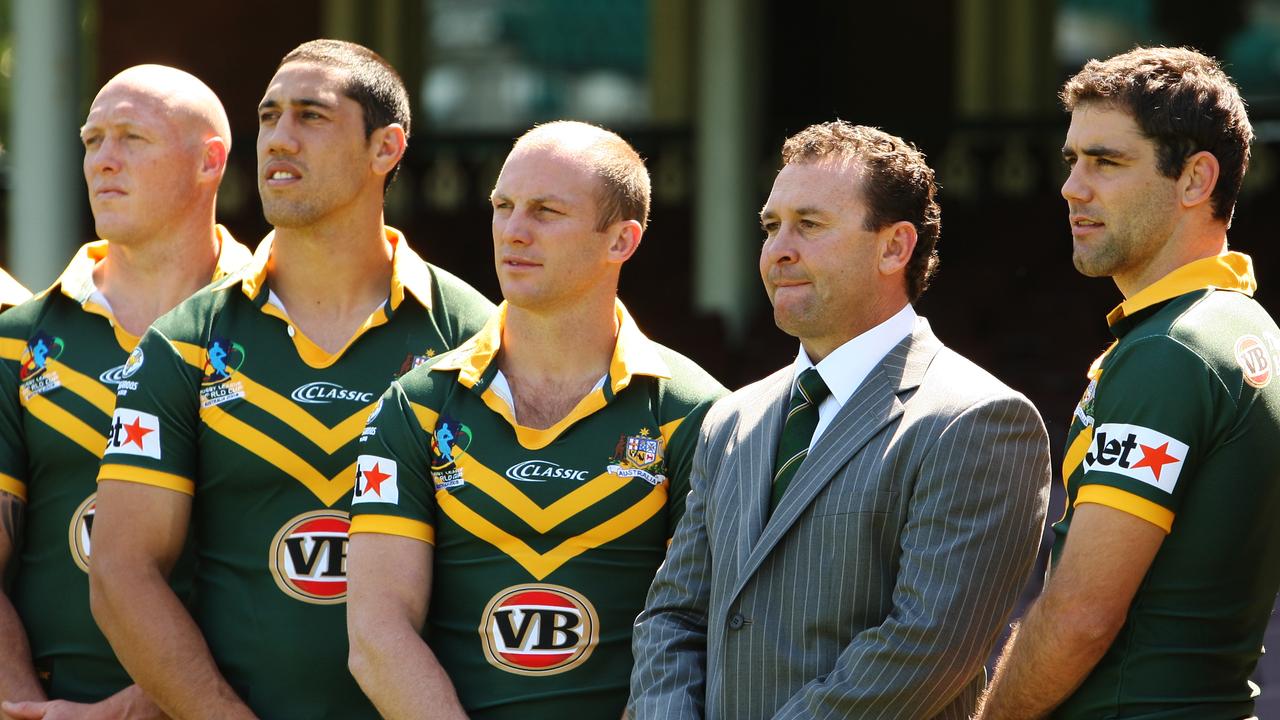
[[4, 0, 1280, 708]]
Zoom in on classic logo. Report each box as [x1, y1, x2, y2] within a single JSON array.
[[104, 408, 162, 459], [479, 584, 599, 676], [1081, 422, 1189, 493], [290, 381, 376, 405], [68, 493, 96, 573], [606, 429, 666, 486], [505, 460, 591, 483], [19, 332, 64, 381], [201, 337, 245, 385], [1236, 335, 1272, 389], [352, 455, 398, 504], [269, 510, 350, 604]]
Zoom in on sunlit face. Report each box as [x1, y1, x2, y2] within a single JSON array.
[[490, 145, 615, 312], [1061, 104, 1181, 282], [81, 84, 202, 244], [759, 160, 883, 353], [257, 62, 374, 229]]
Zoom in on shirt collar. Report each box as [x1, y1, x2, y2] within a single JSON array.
[[0, 267, 30, 309], [432, 298, 672, 392], [1106, 252, 1255, 333], [793, 303, 917, 405], [240, 225, 434, 312], [57, 224, 249, 306]]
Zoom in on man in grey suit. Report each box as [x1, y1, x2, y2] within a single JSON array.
[[629, 121, 1052, 720]]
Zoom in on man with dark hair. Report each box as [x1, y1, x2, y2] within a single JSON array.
[[0, 64, 250, 720], [979, 46, 1280, 719], [629, 120, 1050, 720], [344, 120, 725, 719], [88, 41, 493, 719]]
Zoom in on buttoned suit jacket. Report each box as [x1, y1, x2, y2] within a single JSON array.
[[630, 319, 1051, 720]]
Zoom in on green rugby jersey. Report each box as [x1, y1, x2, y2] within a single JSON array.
[[96, 227, 494, 720], [348, 301, 725, 720], [0, 230, 250, 701], [1053, 253, 1280, 719]]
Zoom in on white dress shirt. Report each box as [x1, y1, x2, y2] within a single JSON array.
[[791, 303, 917, 449]]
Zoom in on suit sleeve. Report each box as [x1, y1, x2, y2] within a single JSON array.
[[629, 407, 722, 720], [772, 393, 1051, 720]]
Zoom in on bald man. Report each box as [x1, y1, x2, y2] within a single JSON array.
[[0, 65, 249, 718], [345, 120, 725, 719]]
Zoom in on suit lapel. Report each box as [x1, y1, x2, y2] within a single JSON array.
[[731, 367, 792, 574], [730, 319, 943, 600]]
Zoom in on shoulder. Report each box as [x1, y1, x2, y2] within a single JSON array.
[[423, 262, 496, 313], [0, 290, 56, 340], [918, 344, 1036, 414], [701, 365, 789, 429], [148, 274, 241, 345], [649, 343, 728, 411]]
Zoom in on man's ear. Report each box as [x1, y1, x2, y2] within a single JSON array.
[[606, 219, 644, 265], [1178, 150, 1220, 211], [199, 136, 228, 182], [370, 123, 408, 176], [878, 220, 917, 276]]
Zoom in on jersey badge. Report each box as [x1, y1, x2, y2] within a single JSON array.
[[68, 493, 97, 573], [1073, 377, 1097, 427], [479, 584, 599, 676], [430, 416, 471, 491], [1235, 335, 1272, 389], [395, 348, 437, 379], [269, 510, 350, 604], [1082, 422, 1189, 493], [104, 408, 162, 459], [353, 455, 398, 504], [607, 429, 667, 486], [18, 331, 64, 399], [505, 460, 591, 483], [199, 337, 246, 408]]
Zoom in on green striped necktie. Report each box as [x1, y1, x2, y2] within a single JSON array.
[[770, 367, 832, 512]]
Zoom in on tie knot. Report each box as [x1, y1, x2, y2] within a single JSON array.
[[796, 368, 830, 406]]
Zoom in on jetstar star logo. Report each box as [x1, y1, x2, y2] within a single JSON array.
[[1081, 422, 1189, 493], [68, 493, 97, 573], [103, 408, 161, 459], [269, 510, 350, 605], [352, 455, 398, 505], [479, 584, 599, 676]]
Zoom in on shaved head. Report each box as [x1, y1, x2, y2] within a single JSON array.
[[82, 65, 230, 245], [90, 64, 230, 151], [509, 120, 650, 229]]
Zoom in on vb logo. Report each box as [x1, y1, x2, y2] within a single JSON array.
[[479, 584, 599, 675], [268, 511, 350, 604]]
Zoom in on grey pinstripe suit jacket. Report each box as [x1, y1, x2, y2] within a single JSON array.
[[630, 319, 1051, 720]]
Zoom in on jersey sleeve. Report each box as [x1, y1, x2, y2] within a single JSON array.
[[1074, 336, 1219, 532], [96, 329, 201, 495], [0, 334, 28, 500], [347, 380, 437, 544]]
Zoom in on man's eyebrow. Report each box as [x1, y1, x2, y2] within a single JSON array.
[[257, 97, 337, 112], [1062, 144, 1133, 160]]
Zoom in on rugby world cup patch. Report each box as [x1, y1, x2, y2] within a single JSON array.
[[1082, 423, 1189, 493]]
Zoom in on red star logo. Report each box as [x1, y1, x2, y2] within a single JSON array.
[[362, 463, 390, 496], [122, 417, 153, 448], [1130, 442, 1180, 481]]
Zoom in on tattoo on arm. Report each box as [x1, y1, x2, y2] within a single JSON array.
[[0, 491, 24, 546]]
